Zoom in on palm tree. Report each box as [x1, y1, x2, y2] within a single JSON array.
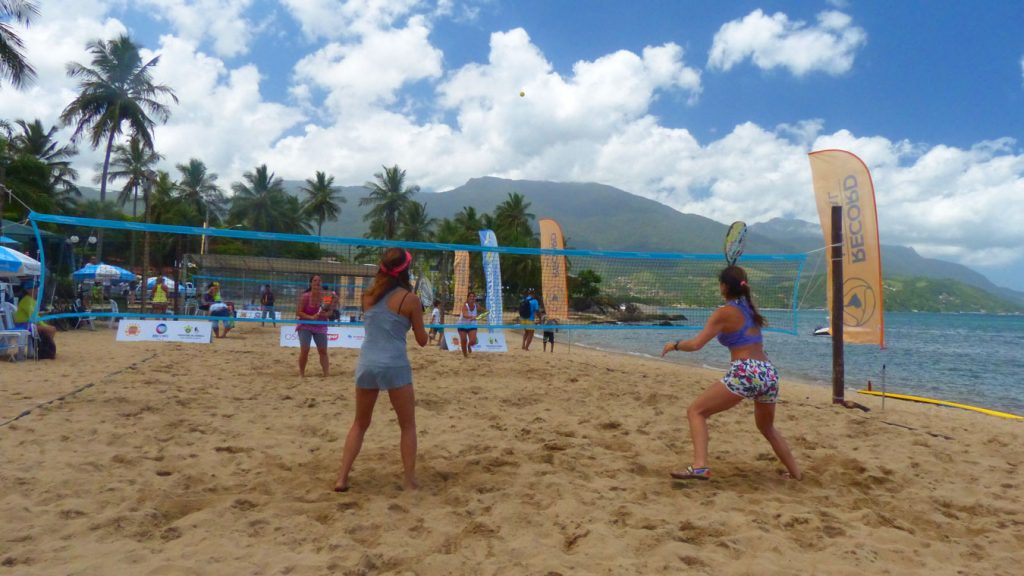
[[0, 0, 38, 88], [360, 164, 418, 240], [300, 170, 344, 237], [398, 200, 435, 242], [60, 33, 178, 260], [11, 119, 79, 194], [107, 135, 161, 215], [174, 158, 225, 226], [229, 164, 308, 234], [106, 135, 162, 272], [493, 192, 535, 246]]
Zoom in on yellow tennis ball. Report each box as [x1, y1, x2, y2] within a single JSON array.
[[519, 91, 525, 97]]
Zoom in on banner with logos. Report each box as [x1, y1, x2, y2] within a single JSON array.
[[279, 326, 365, 349], [116, 320, 212, 343], [236, 310, 282, 320], [538, 218, 569, 321], [443, 327, 508, 352], [478, 229, 503, 326]]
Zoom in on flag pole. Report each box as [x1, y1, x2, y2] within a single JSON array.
[[831, 205, 845, 405]]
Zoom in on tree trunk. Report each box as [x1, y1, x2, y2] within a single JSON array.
[[96, 128, 117, 262], [130, 183, 138, 273], [141, 182, 151, 313]]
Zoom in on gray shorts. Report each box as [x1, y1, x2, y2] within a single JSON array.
[[356, 364, 413, 390], [297, 329, 327, 350]]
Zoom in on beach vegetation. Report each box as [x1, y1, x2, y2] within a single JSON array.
[[300, 170, 344, 238], [0, 0, 38, 89], [361, 164, 419, 240], [60, 33, 178, 261]]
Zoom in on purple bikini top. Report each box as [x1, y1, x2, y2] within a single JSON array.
[[716, 299, 763, 348]]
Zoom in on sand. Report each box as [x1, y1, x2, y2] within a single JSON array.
[[1, 323, 1022, 575]]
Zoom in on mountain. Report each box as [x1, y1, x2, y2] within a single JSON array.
[[77, 176, 1023, 308], [751, 217, 1024, 304]]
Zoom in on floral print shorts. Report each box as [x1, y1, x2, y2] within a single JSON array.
[[721, 359, 779, 404]]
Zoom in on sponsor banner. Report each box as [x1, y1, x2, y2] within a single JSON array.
[[443, 327, 508, 353], [279, 326, 365, 348], [478, 230, 503, 326], [809, 149, 885, 347], [117, 320, 212, 343], [237, 310, 282, 320], [538, 218, 569, 321]]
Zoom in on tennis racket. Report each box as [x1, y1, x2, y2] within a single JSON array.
[[475, 310, 489, 321], [723, 221, 748, 266], [414, 275, 434, 309]]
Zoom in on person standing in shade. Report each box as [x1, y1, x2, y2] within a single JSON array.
[[428, 299, 442, 344], [541, 310, 559, 353], [295, 274, 331, 377], [260, 284, 276, 326], [335, 248, 428, 492], [151, 276, 169, 316], [661, 265, 801, 481], [457, 291, 479, 358], [519, 288, 539, 350]]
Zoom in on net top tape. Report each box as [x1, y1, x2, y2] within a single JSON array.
[[30, 212, 806, 263]]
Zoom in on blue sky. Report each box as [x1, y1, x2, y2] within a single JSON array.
[[2, 0, 1023, 287]]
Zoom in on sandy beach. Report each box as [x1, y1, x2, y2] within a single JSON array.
[[1, 323, 1022, 575]]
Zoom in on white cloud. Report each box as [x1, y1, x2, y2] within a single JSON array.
[[708, 9, 867, 76], [136, 0, 257, 57], [280, 0, 422, 40], [2, 2, 1022, 283], [293, 14, 443, 116]]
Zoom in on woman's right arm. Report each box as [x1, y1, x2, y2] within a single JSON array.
[[295, 293, 307, 320], [405, 292, 429, 346]]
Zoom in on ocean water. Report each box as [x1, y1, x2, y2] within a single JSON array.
[[566, 311, 1024, 415]]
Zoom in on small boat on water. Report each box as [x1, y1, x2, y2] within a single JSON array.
[[812, 325, 831, 336]]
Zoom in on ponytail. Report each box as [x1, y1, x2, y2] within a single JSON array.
[[718, 265, 766, 327]]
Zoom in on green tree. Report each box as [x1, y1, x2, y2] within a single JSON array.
[[398, 200, 435, 242], [493, 191, 535, 246], [360, 164, 418, 240], [11, 119, 79, 194], [174, 158, 224, 226], [570, 269, 602, 311], [300, 170, 344, 237], [106, 135, 162, 271], [0, 0, 38, 88], [60, 33, 178, 260], [107, 135, 161, 216], [229, 164, 308, 234]]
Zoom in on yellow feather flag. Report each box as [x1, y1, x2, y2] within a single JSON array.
[[538, 218, 569, 321], [809, 149, 885, 347]]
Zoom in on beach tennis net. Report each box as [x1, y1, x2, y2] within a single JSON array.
[[26, 213, 807, 333]]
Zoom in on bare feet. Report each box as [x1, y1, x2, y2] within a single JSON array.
[[334, 478, 350, 492], [403, 479, 420, 491], [779, 470, 803, 481]]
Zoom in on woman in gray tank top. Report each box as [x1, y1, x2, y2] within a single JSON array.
[[335, 248, 428, 492]]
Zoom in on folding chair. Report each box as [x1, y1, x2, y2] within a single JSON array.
[[73, 298, 96, 331], [0, 301, 33, 361], [108, 299, 120, 329]]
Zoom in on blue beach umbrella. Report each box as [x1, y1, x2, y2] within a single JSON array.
[[0, 246, 41, 276], [0, 235, 20, 245], [72, 262, 135, 282], [144, 276, 176, 290]]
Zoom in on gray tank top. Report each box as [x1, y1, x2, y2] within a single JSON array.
[[357, 288, 412, 369]]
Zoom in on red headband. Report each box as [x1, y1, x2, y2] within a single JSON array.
[[381, 250, 412, 277]]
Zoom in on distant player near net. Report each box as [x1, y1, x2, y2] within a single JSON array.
[[661, 265, 802, 482], [335, 248, 428, 492]]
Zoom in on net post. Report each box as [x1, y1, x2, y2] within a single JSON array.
[[831, 205, 845, 405]]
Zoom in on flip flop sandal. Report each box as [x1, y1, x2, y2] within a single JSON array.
[[670, 465, 711, 480]]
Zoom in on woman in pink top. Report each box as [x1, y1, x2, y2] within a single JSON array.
[[295, 274, 332, 377]]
